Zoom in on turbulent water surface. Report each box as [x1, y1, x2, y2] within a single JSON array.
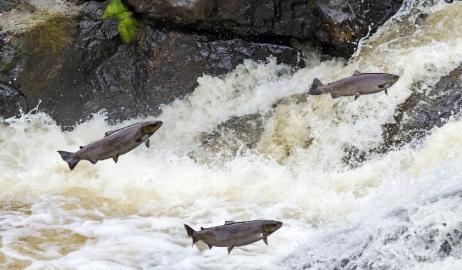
[[2, 1, 462, 269]]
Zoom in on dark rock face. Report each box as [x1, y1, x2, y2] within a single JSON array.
[[0, 0, 19, 12], [0, 1, 303, 127], [124, 0, 403, 57], [383, 64, 462, 148], [311, 0, 403, 56], [0, 83, 27, 117]]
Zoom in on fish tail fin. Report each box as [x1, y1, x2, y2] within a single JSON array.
[[57, 151, 79, 170], [308, 78, 324, 95], [184, 224, 199, 245]]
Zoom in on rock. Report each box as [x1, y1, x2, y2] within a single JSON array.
[[383, 64, 462, 148], [311, 0, 403, 56], [0, 1, 303, 127], [124, 0, 403, 57], [0, 0, 19, 12], [197, 114, 265, 160], [0, 83, 27, 118]]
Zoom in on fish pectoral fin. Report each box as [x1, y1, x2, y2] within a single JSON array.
[[145, 139, 150, 148], [113, 155, 119, 163], [353, 70, 361, 76], [263, 234, 269, 246], [378, 83, 387, 89], [331, 93, 341, 99], [227, 246, 234, 254], [200, 227, 205, 230], [354, 95, 360, 100], [207, 243, 213, 250], [88, 159, 97, 164], [224, 221, 235, 225], [385, 89, 388, 95], [137, 134, 150, 143], [79, 146, 84, 149]]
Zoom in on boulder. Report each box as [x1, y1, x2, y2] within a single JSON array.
[[383, 64, 462, 148], [124, 0, 403, 57], [0, 1, 303, 127]]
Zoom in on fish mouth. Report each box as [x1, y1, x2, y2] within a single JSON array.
[[274, 221, 283, 231], [381, 74, 400, 89], [263, 221, 283, 234], [142, 121, 163, 134]]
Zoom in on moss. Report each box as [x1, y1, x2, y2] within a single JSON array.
[[103, 0, 138, 43]]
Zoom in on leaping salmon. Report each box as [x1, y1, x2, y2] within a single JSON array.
[[184, 220, 283, 254], [58, 120, 162, 170], [308, 71, 400, 99]]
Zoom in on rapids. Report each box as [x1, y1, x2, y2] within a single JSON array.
[[1, 0, 462, 269]]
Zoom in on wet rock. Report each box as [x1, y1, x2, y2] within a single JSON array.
[[200, 114, 265, 154], [125, 0, 403, 57], [189, 114, 266, 163], [383, 64, 462, 148], [0, 1, 303, 127], [0, 0, 19, 12], [0, 83, 27, 118], [310, 0, 403, 56]]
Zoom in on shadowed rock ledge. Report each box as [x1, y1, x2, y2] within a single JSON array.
[[0, 0, 403, 127]]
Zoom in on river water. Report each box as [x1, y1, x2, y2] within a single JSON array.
[[1, 1, 462, 269]]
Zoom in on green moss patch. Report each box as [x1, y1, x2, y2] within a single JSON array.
[[103, 0, 138, 43]]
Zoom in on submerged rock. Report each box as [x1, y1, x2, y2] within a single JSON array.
[[197, 114, 266, 161], [284, 188, 462, 269], [125, 0, 403, 57]]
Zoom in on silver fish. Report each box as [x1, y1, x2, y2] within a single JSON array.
[[308, 71, 400, 99], [58, 120, 162, 170], [184, 220, 283, 254]]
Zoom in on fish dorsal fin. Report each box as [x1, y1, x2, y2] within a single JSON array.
[[104, 130, 118, 137], [105, 122, 140, 137], [201, 227, 205, 230], [79, 146, 84, 149], [353, 70, 361, 76], [225, 221, 235, 225]]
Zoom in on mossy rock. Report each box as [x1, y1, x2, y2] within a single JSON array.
[[18, 14, 77, 97], [23, 14, 75, 56], [103, 0, 138, 43]]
